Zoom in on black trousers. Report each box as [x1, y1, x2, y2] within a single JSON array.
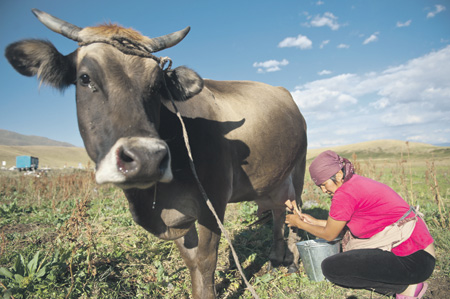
[[321, 249, 435, 295]]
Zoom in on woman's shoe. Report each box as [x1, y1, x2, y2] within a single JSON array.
[[395, 282, 428, 299], [414, 282, 428, 298]]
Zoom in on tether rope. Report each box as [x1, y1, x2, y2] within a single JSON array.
[[164, 80, 260, 299]]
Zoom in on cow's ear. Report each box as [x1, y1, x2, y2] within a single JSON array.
[[5, 39, 76, 90], [164, 66, 203, 101]]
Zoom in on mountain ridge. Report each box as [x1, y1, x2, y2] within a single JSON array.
[[0, 129, 75, 147]]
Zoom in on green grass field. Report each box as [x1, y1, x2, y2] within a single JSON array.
[[1, 141, 449, 298]]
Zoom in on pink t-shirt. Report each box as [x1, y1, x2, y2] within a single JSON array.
[[330, 174, 433, 256]]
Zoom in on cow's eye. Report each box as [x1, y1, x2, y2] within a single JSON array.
[[79, 74, 91, 86]]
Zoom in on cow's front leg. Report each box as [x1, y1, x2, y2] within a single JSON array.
[[174, 223, 221, 299]]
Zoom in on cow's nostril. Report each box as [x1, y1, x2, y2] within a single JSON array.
[[117, 147, 138, 174], [119, 149, 134, 163], [159, 151, 170, 173]]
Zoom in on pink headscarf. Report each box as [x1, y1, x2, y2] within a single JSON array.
[[309, 150, 354, 185]]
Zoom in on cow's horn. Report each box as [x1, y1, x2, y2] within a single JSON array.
[[32, 8, 81, 42], [146, 26, 191, 53]]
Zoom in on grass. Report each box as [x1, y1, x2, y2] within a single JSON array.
[[1, 143, 449, 298]]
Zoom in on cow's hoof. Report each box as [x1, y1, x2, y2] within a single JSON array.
[[287, 264, 298, 274], [266, 261, 279, 273]]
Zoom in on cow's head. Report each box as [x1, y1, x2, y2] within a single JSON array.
[[5, 9, 203, 189]]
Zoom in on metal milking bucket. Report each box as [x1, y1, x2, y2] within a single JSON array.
[[296, 238, 341, 282]]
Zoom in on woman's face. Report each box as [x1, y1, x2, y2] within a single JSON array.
[[319, 170, 344, 196]]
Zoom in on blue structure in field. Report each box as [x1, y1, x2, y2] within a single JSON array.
[[16, 156, 39, 171]]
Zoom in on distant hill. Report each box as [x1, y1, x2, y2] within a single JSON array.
[[0, 129, 75, 147], [307, 139, 450, 161]]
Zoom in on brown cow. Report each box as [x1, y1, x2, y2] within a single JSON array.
[[5, 9, 307, 298]]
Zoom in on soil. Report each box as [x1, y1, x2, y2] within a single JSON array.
[[1, 223, 57, 256], [425, 273, 450, 298]]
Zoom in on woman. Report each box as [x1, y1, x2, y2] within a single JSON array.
[[285, 150, 435, 299]]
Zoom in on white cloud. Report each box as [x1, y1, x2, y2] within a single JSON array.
[[291, 45, 450, 147], [309, 12, 341, 30], [253, 59, 289, 73], [292, 75, 359, 110], [278, 35, 312, 49], [316, 1, 324, 5], [380, 112, 423, 126], [363, 32, 379, 45], [370, 97, 390, 109], [396, 20, 412, 27], [427, 4, 446, 18], [320, 40, 330, 49], [337, 43, 350, 49], [318, 70, 332, 76]]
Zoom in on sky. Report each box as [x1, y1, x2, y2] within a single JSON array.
[[1, 0, 449, 148]]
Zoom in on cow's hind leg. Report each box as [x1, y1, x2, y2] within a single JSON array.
[[285, 153, 306, 272], [174, 223, 221, 299], [269, 207, 300, 273], [263, 168, 304, 272], [268, 207, 288, 268], [286, 223, 301, 273]]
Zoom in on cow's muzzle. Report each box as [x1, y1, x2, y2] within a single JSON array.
[[95, 137, 173, 189]]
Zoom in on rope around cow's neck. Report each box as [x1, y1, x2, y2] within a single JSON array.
[[165, 84, 260, 299]]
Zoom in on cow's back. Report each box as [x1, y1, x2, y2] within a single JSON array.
[[165, 79, 306, 197]]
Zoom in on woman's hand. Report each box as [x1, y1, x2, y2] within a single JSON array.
[[285, 212, 346, 241], [285, 213, 304, 228], [285, 212, 319, 228], [298, 213, 317, 225], [285, 199, 302, 216]]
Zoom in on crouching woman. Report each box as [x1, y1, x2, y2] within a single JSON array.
[[285, 150, 435, 299]]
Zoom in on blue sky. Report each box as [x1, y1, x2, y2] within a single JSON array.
[[1, 0, 449, 148]]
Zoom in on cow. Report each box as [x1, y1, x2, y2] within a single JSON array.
[[5, 9, 307, 299]]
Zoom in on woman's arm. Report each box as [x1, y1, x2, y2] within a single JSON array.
[[298, 213, 327, 227], [286, 213, 346, 241]]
